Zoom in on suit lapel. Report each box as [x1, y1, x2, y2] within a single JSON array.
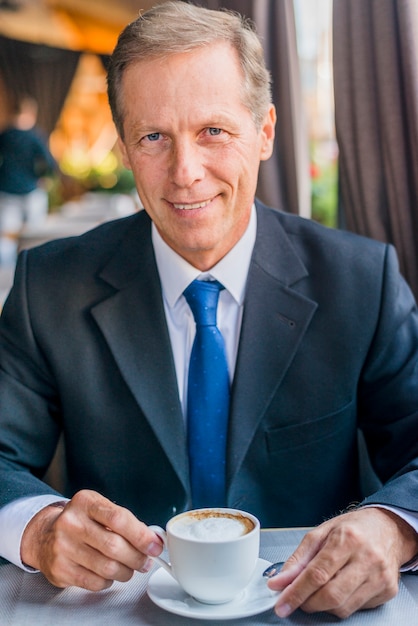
[[90, 213, 188, 491], [87, 207, 317, 496], [227, 206, 318, 484]]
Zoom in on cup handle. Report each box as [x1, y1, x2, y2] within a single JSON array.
[[148, 525, 174, 578]]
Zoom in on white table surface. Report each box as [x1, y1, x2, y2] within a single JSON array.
[[0, 528, 417, 625]]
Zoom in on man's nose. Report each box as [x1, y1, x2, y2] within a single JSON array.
[[169, 140, 205, 187]]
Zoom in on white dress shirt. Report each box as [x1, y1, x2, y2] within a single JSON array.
[[0, 205, 417, 571], [152, 204, 256, 415]]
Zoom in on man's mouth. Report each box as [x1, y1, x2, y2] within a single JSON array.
[[172, 199, 212, 210]]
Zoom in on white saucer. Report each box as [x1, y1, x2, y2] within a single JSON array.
[[147, 557, 280, 620]]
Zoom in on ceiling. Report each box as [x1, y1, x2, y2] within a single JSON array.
[[0, 0, 159, 53]]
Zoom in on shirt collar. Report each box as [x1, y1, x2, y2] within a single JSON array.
[[152, 205, 257, 308]]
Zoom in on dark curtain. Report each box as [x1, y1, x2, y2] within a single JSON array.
[[0, 35, 81, 136], [99, 55, 111, 72], [333, 0, 418, 298], [196, 0, 311, 215]]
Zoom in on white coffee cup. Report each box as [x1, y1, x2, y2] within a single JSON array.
[[149, 507, 260, 604]]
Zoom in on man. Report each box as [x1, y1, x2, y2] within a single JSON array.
[[0, 1, 417, 620]]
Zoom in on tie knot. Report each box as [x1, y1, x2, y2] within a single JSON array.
[[184, 279, 224, 326]]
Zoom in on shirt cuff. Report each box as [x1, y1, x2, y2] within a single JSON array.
[[0, 495, 69, 572], [364, 504, 418, 572]]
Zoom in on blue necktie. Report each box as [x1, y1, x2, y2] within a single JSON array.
[[184, 279, 230, 508]]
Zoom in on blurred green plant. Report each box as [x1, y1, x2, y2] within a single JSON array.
[[60, 149, 135, 194], [85, 165, 136, 194], [310, 143, 338, 228], [47, 148, 136, 210]]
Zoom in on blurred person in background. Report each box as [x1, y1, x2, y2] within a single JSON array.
[[0, 98, 57, 266]]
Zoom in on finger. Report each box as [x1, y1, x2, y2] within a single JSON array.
[[273, 559, 343, 618], [42, 509, 151, 587], [65, 536, 136, 585], [298, 558, 365, 617], [36, 526, 115, 591], [24, 490, 162, 590], [273, 528, 354, 617], [273, 511, 402, 618], [302, 564, 399, 619], [46, 552, 115, 592], [84, 524, 151, 576], [76, 490, 163, 558], [66, 564, 114, 593], [266, 563, 302, 590], [268, 525, 331, 593], [58, 492, 161, 575]]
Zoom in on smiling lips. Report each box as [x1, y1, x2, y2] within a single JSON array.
[[172, 199, 213, 210]]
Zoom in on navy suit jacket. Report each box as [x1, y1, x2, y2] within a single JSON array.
[[0, 202, 417, 528]]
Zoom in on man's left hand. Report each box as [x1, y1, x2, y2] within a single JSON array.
[[268, 507, 418, 619]]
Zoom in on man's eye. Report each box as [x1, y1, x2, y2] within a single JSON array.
[[145, 133, 161, 141], [208, 128, 222, 136]]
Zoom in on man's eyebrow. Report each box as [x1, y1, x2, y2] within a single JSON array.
[[128, 121, 155, 134], [126, 112, 241, 136], [199, 112, 240, 127]]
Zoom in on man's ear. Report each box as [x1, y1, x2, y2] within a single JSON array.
[[259, 104, 276, 161], [117, 136, 132, 170]]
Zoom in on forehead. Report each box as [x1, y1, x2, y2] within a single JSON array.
[[121, 42, 247, 116], [125, 39, 243, 77]]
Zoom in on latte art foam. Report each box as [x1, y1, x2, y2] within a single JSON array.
[[171, 511, 254, 541]]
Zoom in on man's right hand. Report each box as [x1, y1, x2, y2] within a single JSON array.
[[20, 489, 163, 590]]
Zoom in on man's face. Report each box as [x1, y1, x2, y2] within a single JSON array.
[[118, 41, 275, 270]]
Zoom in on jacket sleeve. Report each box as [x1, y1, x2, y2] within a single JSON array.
[[0, 250, 63, 510], [358, 244, 418, 511]]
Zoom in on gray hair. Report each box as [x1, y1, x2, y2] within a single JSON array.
[[107, 1, 272, 138]]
